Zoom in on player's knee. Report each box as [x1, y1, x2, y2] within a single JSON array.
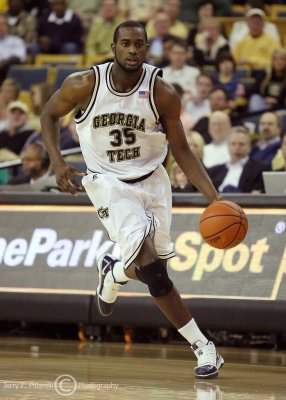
[[135, 259, 173, 297]]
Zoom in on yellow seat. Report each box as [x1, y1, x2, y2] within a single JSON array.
[[18, 90, 33, 111], [84, 54, 113, 67], [35, 54, 84, 67], [269, 5, 286, 18], [8, 66, 48, 91]]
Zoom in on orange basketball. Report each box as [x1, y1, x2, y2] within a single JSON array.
[[199, 200, 248, 249]]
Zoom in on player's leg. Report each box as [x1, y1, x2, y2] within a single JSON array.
[[127, 236, 224, 379]]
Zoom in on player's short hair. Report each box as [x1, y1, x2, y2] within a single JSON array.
[[113, 20, 148, 44]]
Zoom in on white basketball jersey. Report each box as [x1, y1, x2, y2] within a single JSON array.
[[75, 62, 168, 180]]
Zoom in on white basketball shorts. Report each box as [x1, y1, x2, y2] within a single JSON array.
[[82, 164, 175, 268]]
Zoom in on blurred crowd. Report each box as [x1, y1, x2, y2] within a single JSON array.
[[1, 0, 286, 193]]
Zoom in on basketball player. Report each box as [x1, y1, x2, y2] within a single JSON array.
[[41, 21, 224, 379]]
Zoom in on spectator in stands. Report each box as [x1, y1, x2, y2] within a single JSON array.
[[168, 130, 205, 192], [172, 83, 195, 133], [163, 39, 200, 96], [146, 0, 188, 40], [0, 77, 19, 130], [249, 48, 286, 111], [27, 82, 55, 131], [232, 8, 281, 71], [179, 0, 230, 24], [251, 112, 282, 165], [229, 0, 280, 50], [207, 125, 268, 193], [6, 0, 37, 50], [203, 111, 231, 168], [0, 0, 8, 12], [31, 0, 83, 56], [118, 0, 162, 25], [274, 133, 286, 171], [85, 0, 122, 62], [0, 13, 26, 84], [67, 0, 100, 31], [23, 0, 49, 17], [271, 132, 286, 171], [147, 12, 172, 66], [169, 160, 194, 192], [214, 52, 246, 111], [8, 141, 51, 184], [187, 0, 217, 49], [185, 73, 213, 126], [186, 130, 205, 161], [154, 34, 179, 68], [192, 87, 230, 144], [0, 100, 35, 157], [193, 17, 229, 67]]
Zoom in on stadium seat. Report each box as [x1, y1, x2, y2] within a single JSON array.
[[84, 54, 113, 67], [8, 66, 48, 91], [54, 67, 85, 90], [235, 66, 251, 79], [269, 5, 286, 18], [35, 54, 84, 67]]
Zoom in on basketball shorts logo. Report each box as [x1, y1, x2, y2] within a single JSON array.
[[98, 206, 109, 219]]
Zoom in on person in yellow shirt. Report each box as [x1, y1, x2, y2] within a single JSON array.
[[233, 8, 281, 71], [0, 0, 7, 12], [146, 0, 188, 40], [85, 0, 122, 61]]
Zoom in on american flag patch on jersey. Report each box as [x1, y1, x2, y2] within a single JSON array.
[[138, 90, 149, 98]]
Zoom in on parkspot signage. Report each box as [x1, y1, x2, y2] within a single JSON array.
[[0, 206, 285, 300]]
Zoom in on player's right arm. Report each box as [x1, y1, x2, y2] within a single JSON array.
[[40, 70, 94, 194]]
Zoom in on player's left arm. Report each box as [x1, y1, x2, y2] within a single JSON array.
[[155, 77, 221, 203]]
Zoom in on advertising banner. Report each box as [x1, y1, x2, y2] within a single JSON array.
[[0, 206, 285, 301]]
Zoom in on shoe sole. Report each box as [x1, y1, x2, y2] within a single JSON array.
[[96, 254, 113, 317], [195, 354, 224, 379]]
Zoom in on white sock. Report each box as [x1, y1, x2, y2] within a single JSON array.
[[178, 319, 208, 347], [112, 261, 131, 283]]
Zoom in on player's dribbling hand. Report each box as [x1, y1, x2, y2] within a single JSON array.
[[55, 163, 85, 195]]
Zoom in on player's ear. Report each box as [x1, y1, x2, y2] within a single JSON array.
[[111, 43, 115, 54]]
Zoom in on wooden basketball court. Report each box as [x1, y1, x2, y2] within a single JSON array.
[[0, 337, 285, 399]]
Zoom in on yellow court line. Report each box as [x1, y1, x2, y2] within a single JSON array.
[[1, 205, 286, 215], [0, 287, 272, 301]]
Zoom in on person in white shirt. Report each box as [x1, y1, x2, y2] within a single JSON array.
[[162, 39, 200, 96], [185, 73, 213, 123], [207, 126, 268, 193], [203, 111, 231, 168], [0, 13, 26, 84]]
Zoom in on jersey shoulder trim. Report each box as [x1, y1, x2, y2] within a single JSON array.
[[149, 67, 162, 124], [74, 65, 100, 124]]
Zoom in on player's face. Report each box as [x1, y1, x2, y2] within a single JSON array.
[[112, 27, 148, 72]]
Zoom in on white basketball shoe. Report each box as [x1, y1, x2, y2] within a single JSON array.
[[192, 341, 224, 379], [96, 254, 127, 317]]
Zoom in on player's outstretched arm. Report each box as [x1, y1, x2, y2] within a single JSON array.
[[40, 71, 93, 194], [155, 78, 221, 203]]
